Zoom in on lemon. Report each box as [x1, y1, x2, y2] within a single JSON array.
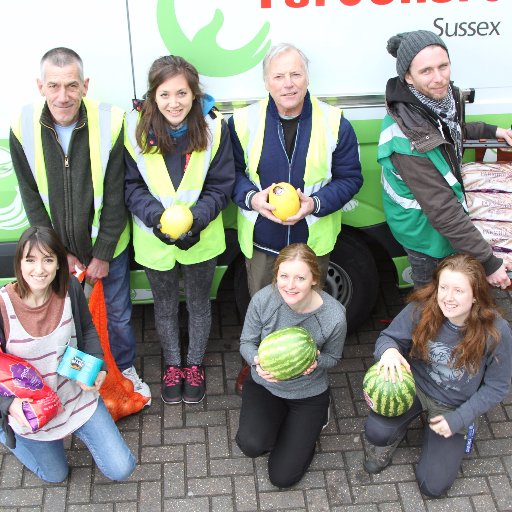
[[159, 205, 193, 239], [268, 182, 300, 221]]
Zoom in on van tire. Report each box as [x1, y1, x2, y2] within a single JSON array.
[[327, 231, 379, 333]]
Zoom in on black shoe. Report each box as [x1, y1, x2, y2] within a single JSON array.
[[161, 365, 183, 404], [182, 365, 206, 404]]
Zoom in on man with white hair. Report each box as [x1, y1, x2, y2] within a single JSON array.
[[229, 43, 363, 393]]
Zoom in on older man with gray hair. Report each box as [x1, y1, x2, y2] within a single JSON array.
[[229, 43, 363, 393], [9, 47, 151, 404]]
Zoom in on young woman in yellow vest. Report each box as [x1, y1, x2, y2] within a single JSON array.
[[125, 55, 235, 404], [0, 226, 135, 482]]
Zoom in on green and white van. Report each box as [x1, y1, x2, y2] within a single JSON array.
[[0, 0, 510, 330]]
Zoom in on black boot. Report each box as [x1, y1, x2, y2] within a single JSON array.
[[363, 436, 402, 474]]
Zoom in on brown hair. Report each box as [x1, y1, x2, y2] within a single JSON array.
[[14, 226, 69, 299], [272, 243, 321, 290], [136, 55, 209, 155], [408, 254, 500, 374]]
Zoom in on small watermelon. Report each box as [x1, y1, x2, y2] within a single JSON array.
[[363, 362, 416, 417], [258, 326, 317, 380]]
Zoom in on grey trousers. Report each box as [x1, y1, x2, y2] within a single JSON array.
[[145, 257, 217, 366]]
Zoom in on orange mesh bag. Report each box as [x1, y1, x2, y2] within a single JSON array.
[[87, 279, 149, 421]]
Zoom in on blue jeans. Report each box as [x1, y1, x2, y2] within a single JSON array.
[[0, 399, 136, 483], [103, 248, 136, 371]]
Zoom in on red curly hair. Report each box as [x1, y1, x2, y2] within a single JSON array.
[[408, 254, 500, 374]]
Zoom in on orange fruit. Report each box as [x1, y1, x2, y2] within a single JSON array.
[[268, 182, 300, 221], [159, 205, 193, 239]]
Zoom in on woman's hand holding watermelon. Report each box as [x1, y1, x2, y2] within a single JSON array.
[[378, 348, 411, 383], [302, 350, 320, 376], [253, 356, 279, 382]]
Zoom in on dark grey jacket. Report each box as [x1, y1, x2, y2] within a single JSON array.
[[385, 78, 502, 275], [9, 102, 127, 265]]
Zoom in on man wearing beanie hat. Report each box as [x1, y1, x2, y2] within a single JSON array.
[[377, 29, 512, 290]]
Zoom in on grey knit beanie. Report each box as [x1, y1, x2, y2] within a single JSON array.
[[387, 30, 449, 81]]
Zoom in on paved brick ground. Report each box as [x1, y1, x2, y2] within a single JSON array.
[[1, 255, 511, 511]]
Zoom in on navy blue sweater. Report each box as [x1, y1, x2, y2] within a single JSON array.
[[229, 92, 363, 255]]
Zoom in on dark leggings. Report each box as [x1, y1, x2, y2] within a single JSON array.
[[145, 258, 216, 366], [364, 396, 466, 497], [236, 374, 330, 488]]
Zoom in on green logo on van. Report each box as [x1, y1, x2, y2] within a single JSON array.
[[0, 140, 29, 239], [157, 0, 271, 77]]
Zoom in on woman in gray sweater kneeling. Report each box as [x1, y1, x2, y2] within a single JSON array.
[[236, 243, 346, 488]]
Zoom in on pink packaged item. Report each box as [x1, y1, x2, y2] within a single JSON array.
[[0, 352, 62, 432]]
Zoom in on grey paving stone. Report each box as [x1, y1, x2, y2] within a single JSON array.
[[185, 410, 226, 427], [115, 502, 138, 512], [68, 467, 92, 503], [332, 505, 378, 512], [163, 498, 210, 512], [306, 488, 331, 512], [205, 365, 224, 395], [164, 427, 205, 445], [0, 488, 44, 508], [325, 469, 352, 505], [209, 457, 253, 476], [163, 402, 184, 428], [139, 480, 162, 512], [163, 462, 185, 498], [92, 482, 138, 502], [461, 456, 505, 476], [67, 506, 114, 512], [141, 445, 183, 463], [234, 475, 258, 511], [211, 495, 234, 512], [258, 490, 305, 510], [490, 421, 512, 438], [446, 476, 489, 496], [488, 474, 512, 510], [187, 476, 232, 496], [320, 433, 362, 452], [123, 463, 161, 482], [207, 425, 230, 458], [424, 497, 473, 512], [378, 504, 403, 512], [475, 438, 512, 456], [471, 495, 498, 512], [0, 455, 24, 488], [42, 487, 67, 512], [370, 463, 416, 483], [352, 483, 398, 504], [502, 455, 512, 479], [186, 444, 208, 478], [398, 481, 427, 512], [141, 413, 163, 446]]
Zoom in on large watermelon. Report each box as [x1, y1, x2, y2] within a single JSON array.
[[258, 326, 317, 380], [363, 363, 416, 417]]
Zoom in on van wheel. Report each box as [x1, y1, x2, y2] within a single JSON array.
[[326, 231, 379, 333]]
